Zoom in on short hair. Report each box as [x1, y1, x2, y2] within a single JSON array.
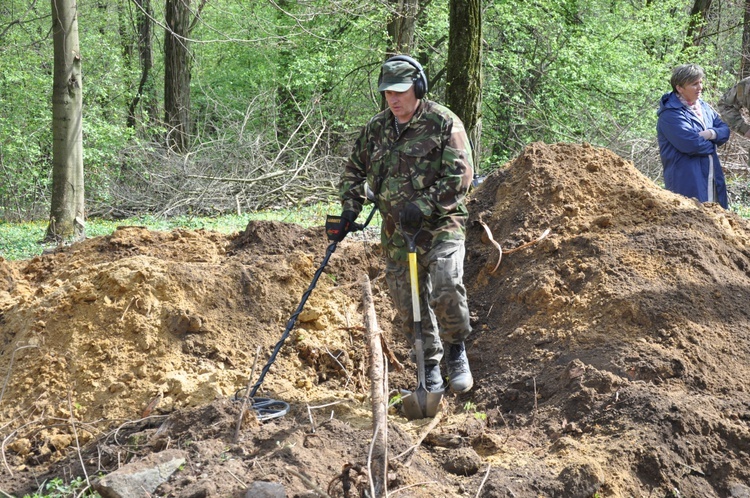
[[670, 64, 705, 92]]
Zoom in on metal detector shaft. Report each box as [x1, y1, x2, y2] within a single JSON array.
[[249, 240, 337, 398], [248, 205, 378, 399]]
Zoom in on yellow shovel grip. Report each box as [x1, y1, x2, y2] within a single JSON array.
[[408, 252, 421, 322]]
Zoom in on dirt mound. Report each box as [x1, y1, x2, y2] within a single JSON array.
[[464, 142, 750, 496], [2, 142, 750, 497]]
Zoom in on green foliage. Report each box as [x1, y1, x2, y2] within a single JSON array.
[[1, 0, 749, 220], [482, 0, 694, 169], [22, 476, 101, 498], [0, 2, 53, 221], [389, 392, 404, 406], [0, 0, 140, 220], [462, 400, 487, 421]]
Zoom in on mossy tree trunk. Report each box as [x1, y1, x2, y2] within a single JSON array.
[[383, 0, 420, 111], [445, 0, 482, 167]]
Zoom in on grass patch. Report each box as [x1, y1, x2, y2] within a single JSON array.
[[730, 204, 750, 219], [0, 202, 363, 261], [21, 476, 101, 497]]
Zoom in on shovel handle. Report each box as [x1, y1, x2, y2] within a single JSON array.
[[408, 251, 421, 322], [405, 224, 427, 389], [413, 324, 426, 387]]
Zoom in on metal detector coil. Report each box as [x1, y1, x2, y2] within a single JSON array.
[[233, 388, 290, 422], [248, 397, 290, 421]]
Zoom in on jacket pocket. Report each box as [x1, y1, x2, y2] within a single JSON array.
[[402, 136, 442, 191]]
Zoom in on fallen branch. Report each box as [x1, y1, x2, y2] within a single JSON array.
[[234, 345, 263, 443], [361, 273, 387, 497], [367, 424, 384, 498], [226, 469, 247, 487], [185, 170, 285, 184], [306, 401, 343, 433], [389, 480, 440, 496]]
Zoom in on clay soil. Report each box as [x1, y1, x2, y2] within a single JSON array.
[[2, 142, 750, 498]]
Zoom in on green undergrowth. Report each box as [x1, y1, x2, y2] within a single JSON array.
[[730, 204, 750, 219], [19, 476, 101, 497], [0, 202, 363, 261]]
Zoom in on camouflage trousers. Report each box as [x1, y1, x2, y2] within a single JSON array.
[[385, 239, 472, 366]]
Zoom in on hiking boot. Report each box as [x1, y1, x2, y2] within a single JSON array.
[[446, 342, 473, 393], [425, 363, 445, 393]]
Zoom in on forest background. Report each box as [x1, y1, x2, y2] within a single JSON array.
[[1, 0, 750, 227]]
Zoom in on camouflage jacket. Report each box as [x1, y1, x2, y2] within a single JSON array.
[[718, 77, 750, 136], [338, 100, 474, 261]]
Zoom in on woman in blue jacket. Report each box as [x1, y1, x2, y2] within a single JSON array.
[[657, 64, 731, 208]]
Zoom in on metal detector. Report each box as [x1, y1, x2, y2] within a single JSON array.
[[237, 205, 377, 421]]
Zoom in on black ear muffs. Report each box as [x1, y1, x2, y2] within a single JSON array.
[[378, 55, 429, 99]]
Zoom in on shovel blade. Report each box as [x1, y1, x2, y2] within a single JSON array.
[[401, 387, 425, 420], [424, 389, 444, 417], [401, 386, 444, 420]]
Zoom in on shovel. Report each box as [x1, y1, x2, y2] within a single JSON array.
[[400, 222, 444, 420]]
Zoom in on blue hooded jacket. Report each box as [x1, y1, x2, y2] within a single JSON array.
[[656, 91, 730, 208]]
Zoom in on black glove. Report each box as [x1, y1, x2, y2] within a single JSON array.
[[326, 210, 357, 242], [400, 202, 423, 229]]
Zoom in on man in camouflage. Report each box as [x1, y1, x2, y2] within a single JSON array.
[[718, 77, 750, 140], [331, 56, 474, 394]]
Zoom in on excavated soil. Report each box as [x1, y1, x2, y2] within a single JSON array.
[[2, 142, 750, 497]]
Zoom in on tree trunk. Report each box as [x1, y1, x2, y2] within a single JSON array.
[[386, 0, 419, 56], [128, 0, 156, 129], [383, 0, 419, 111], [445, 0, 482, 167], [47, 0, 85, 242], [164, 0, 192, 152], [741, 0, 750, 79], [684, 0, 713, 48]]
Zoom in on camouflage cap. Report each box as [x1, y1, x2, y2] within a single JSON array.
[[378, 60, 417, 92]]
